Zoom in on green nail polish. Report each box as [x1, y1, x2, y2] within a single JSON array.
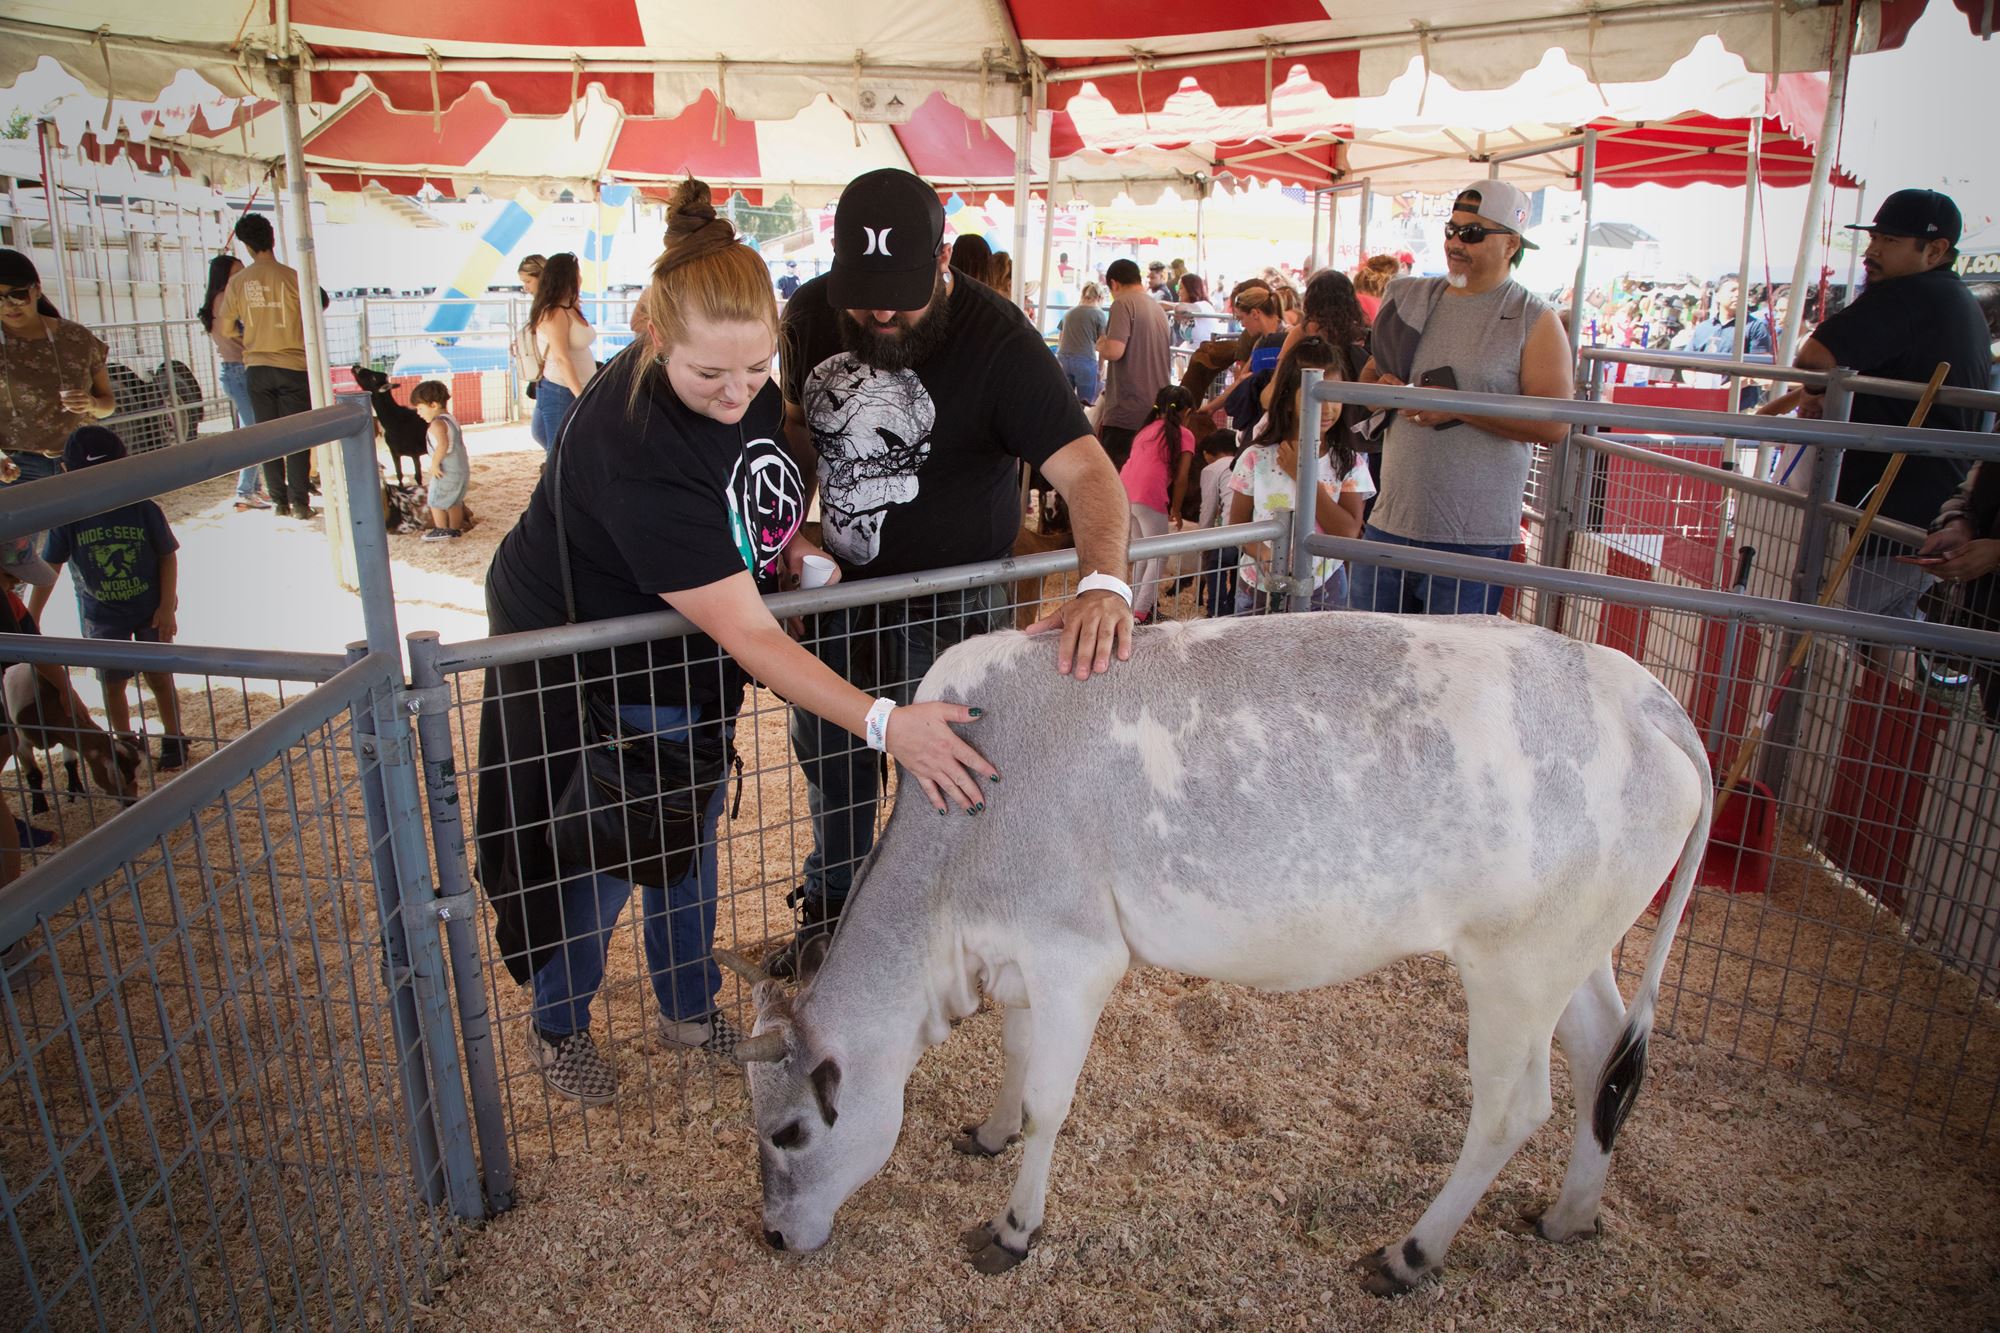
[[988, 773, 1002, 784], [968, 707, 984, 719]]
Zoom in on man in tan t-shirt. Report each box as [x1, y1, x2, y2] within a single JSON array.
[[219, 212, 317, 518]]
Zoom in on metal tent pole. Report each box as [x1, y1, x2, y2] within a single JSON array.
[[277, 63, 332, 407], [1776, 0, 1854, 368], [34, 121, 75, 315], [1194, 177, 1207, 280], [1357, 179, 1371, 262], [1037, 159, 1059, 334], [1842, 185, 1866, 304], [1731, 116, 1763, 470], [1565, 128, 1597, 366], [1308, 188, 1322, 273], [1009, 78, 1035, 309]]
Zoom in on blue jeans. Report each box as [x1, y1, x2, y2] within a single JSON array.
[[530, 380, 576, 454], [789, 587, 1003, 908], [1347, 526, 1517, 615], [530, 703, 732, 1035], [1058, 353, 1100, 405], [1234, 566, 1349, 615], [2, 450, 62, 489], [217, 361, 263, 498]]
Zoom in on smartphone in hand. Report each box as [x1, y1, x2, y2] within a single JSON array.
[[1417, 366, 1459, 429], [1892, 554, 1947, 566]]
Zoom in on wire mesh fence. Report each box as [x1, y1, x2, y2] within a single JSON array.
[[1323, 534, 2000, 1144], [93, 320, 237, 456], [0, 655, 465, 1330], [405, 522, 1281, 1165]]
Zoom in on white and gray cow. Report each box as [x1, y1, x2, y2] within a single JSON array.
[[722, 611, 1711, 1296]]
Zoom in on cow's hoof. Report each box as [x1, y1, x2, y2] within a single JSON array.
[[962, 1219, 1038, 1273], [28, 793, 47, 815], [952, 1123, 1021, 1157], [1511, 1207, 1602, 1244], [1355, 1244, 1436, 1298]]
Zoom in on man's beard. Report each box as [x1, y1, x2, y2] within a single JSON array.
[[840, 271, 954, 372], [1444, 270, 1470, 290]]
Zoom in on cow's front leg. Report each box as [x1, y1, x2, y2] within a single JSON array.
[[954, 1001, 1028, 1157], [963, 958, 1121, 1275]]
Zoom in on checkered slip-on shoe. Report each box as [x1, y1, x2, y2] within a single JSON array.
[[658, 1011, 742, 1062], [526, 1024, 617, 1105]]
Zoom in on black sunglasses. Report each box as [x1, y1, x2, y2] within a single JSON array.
[[1442, 221, 1507, 244], [0, 286, 35, 304]]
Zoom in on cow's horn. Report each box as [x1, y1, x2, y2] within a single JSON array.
[[714, 948, 769, 985], [733, 1030, 789, 1065]]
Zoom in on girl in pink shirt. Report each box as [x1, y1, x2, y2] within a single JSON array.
[[1117, 386, 1197, 621]]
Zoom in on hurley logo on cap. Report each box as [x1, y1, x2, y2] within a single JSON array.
[[862, 227, 894, 256]]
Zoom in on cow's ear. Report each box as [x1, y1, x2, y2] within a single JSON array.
[[810, 1057, 841, 1128], [797, 933, 833, 987]]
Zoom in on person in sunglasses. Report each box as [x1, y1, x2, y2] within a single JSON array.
[[1347, 180, 1573, 615], [0, 250, 114, 490]]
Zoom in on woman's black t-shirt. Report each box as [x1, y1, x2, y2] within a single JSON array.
[[485, 347, 805, 713]]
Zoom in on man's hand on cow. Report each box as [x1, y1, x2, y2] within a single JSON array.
[[883, 702, 997, 813], [1027, 588, 1133, 680]]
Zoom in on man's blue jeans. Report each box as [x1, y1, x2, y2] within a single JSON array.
[[531, 703, 731, 1036], [1347, 525, 1517, 615], [789, 588, 1003, 910]]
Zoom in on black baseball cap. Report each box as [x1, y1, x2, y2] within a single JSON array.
[[829, 169, 946, 311], [1846, 188, 1961, 246], [63, 425, 127, 471]]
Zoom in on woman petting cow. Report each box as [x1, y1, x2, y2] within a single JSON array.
[[473, 179, 997, 1105]]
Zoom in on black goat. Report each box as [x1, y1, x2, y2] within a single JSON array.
[[351, 365, 428, 486]]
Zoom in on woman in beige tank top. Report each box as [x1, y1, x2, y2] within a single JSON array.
[[528, 253, 594, 453]]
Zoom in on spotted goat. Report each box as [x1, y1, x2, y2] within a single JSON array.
[[724, 611, 1712, 1296]]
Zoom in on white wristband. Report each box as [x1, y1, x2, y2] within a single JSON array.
[[863, 697, 897, 753], [1076, 572, 1134, 606]]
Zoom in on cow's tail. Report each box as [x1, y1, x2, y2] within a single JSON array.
[[1592, 710, 1713, 1153]]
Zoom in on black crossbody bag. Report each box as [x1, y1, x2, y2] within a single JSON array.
[[543, 363, 737, 889]]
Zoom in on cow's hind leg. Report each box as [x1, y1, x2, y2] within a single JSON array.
[[1360, 953, 1568, 1296], [964, 951, 1124, 1275], [1528, 957, 1626, 1242], [954, 1001, 1028, 1157]]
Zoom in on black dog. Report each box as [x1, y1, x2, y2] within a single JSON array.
[[351, 365, 428, 486]]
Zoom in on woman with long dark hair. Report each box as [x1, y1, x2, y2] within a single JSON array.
[[197, 253, 270, 509], [1228, 336, 1372, 613], [528, 252, 593, 453], [0, 249, 114, 489], [475, 179, 994, 1103], [1119, 384, 1197, 620]]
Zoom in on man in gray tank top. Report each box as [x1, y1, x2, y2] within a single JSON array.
[[1349, 179, 1574, 614]]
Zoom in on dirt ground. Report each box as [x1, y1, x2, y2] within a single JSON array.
[[10, 421, 2000, 1331]]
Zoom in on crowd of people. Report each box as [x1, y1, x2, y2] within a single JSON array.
[[2, 162, 1995, 1104]]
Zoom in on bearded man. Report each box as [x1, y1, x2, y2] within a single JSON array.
[[769, 168, 1131, 974]]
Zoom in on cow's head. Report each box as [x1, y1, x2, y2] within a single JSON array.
[[718, 946, 905, 1255]]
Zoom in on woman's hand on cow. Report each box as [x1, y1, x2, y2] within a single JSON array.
[[1027, 589, 1134, 680], [884, 702, 996, 813]]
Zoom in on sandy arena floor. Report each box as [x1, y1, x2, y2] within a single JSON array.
[[10, 421, 2000, 1331]]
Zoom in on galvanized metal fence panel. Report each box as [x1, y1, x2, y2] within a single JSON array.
[[0, 655, 467, 1330]]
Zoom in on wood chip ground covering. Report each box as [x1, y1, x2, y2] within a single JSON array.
[[8, 428, 1998, 1331]]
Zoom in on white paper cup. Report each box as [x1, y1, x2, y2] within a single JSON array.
[[801, 554, 837, 589]]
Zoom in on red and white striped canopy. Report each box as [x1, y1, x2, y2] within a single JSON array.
[[13, 1, 1941, 203], [2, 0, 1967, 128]]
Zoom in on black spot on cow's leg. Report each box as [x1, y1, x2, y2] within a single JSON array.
[[1402, 1238, 1427, 1272], [1005, 1209, 1021, 1234], [1357, 1245, 1426, 1299]]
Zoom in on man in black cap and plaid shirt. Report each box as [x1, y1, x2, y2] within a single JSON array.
[[1790, 187, 1990, 626], [770, 167, 1133, 975]]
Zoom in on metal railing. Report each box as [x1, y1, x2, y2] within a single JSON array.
[[1, 402, 495, 1328]]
